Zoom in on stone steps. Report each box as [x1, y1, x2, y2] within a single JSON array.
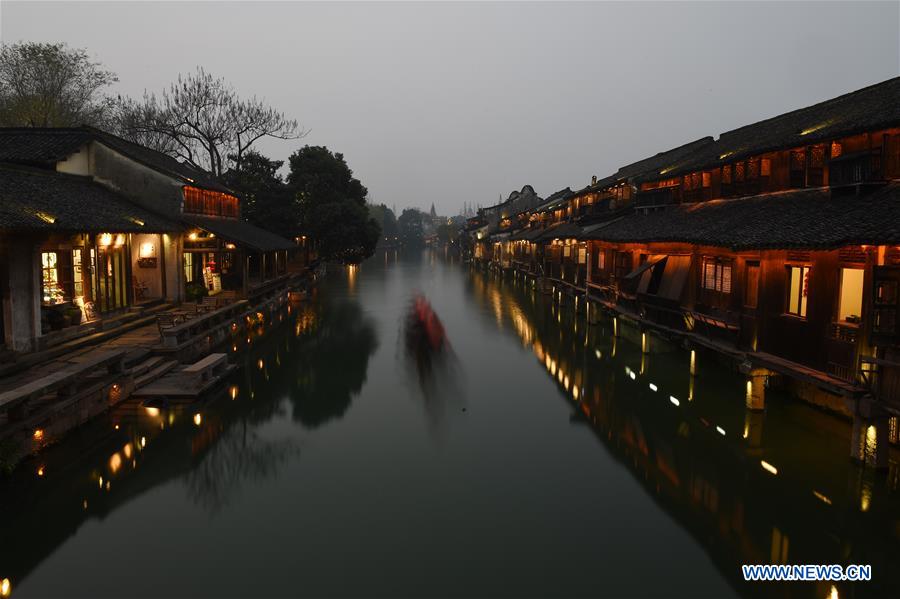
[[133, 359, 179, 390]]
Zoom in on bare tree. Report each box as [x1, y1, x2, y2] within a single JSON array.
[[0, 42, 118, 127], [115, 67, 305, 176]]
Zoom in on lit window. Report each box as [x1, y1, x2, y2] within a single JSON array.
[[838, 268, 864, 322], [787, 265, 810, 317], [41, 251, 62, 304], [183, 252, 194, 283], [702, 258, 732, 294]]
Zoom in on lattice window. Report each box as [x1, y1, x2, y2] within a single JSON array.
[[702, 257, 733, 294], [722, 165, 732, 184], [734, 162, 745, 182]]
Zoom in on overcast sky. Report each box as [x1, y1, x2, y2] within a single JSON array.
[[2, 1, 898, 215]]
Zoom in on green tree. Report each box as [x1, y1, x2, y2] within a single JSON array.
[[0, 42, 117, 127], [398, 208, 426, 249], [288, 145, 380, 264], [221, 150, 299, 238], [368, 203, 399, 244], [436, 222, 459, 245]]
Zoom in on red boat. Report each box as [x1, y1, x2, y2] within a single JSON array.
[[409, 294, 446, 352]]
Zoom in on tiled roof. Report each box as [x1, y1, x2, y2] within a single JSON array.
[[535, 221, 583, 242], [641, 77, 900, 182], [0, 127, 233, 193], [581, 184, 900, 250], [184, 214, 296, 252], [0, 163, 182, 233]]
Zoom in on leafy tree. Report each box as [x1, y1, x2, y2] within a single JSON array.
[[0, 42, 117, 127], [288, 145, 380, 264], [115, 67, 304, 176], [221, 150, 300, 238], [368, 203, 399, 243], [398, 208, 426, 249], [436, 222, 460, 245]]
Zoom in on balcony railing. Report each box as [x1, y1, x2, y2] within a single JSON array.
[[635, 187, 679, 208], [829, 150, 884, 187]]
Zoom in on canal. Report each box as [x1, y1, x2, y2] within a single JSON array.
[[2, 250, 899, 598]]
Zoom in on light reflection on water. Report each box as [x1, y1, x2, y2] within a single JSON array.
[[0, 250, 898, 598]]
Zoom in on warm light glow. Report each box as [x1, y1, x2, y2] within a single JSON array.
[[145, 406, 160, 418], [33, 428, 44, 441], [139, 242, 156, 258], [813, 490, 832, 505], [193, 413, 202, 426], [35, 211, 56, 224], [829, 584, 839, 599], [99, 233, 113, 246], [257, 359, 264, 370], [669, 396, 680, 407], [225, 243, 236, 250], [716, 426, 726, 436], [109, 452, 122, 474], [188, 232, 198, 241], [1, 577, 10, 598], [114, 234, 125, 247], [37, 465, 45, 477], [649, 383, 658, 392], [761, 460, 778, 475], [229, 385, 239, 400], [140, 436, 146, 448], [629, 371, 636, 381], [123, 443, 133, 459]]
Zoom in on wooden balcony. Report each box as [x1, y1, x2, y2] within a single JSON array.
[[829, 149, 885, 188], [635, 186, 679, 208]]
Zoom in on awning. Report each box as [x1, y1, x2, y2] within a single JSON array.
[[656, 255, 692, 300], [624, 255, 666, 281], [184, 215, 296, 252]]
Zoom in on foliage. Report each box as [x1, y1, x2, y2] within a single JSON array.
[[436, 222, 460, 244], [114, 67, 304, 176], [186, 282, 209, 302], [288, 145, 380, 264], [0, 42, 118, 127], [398, 208, 426, 249], [368, 203, 399, 243], [221, 150, 300, 238]]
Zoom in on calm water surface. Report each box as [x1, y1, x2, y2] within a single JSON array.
[[2, 250, 900, 598]]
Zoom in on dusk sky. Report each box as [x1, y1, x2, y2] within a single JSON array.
[[2, 1, 898, 215]]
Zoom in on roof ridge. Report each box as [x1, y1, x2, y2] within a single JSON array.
[[716, 76, 900, 140]]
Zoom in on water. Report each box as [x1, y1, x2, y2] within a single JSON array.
[[2, 250, 900, 598]]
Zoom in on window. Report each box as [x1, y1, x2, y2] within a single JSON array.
[[787, 265, 810, 317], [597, 249, 606, 270], [41, 251, 62, 304], [183, 186, 239, 217], [760, 158, 772, 177], [702, 258, 733, 294], [838, 268, 864, 322], [72, 249, 84, 297], [183, 252, 194, 283], [722, 164, 732, 184], [745, 261, 760, 308]]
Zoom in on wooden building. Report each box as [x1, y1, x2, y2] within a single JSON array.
[[486, 77, 900, 457], [0, 127, 299, 353]]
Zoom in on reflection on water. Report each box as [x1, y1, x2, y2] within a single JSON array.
[[466, 269, 900, 599], [1, 250, 899, 598]]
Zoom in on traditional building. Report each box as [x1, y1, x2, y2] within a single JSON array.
[[484, 76, 900, 456], [0, 127, 298, 353]]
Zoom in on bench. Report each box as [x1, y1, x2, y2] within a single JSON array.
[[182, 353, 228, 386], [0, 349, 125, 421]]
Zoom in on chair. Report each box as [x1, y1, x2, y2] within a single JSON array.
[[156, 313, 181, 336], [200, 296, 218, 312]]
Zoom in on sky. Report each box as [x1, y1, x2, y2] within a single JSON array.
[[1, 1, 898, 215]]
